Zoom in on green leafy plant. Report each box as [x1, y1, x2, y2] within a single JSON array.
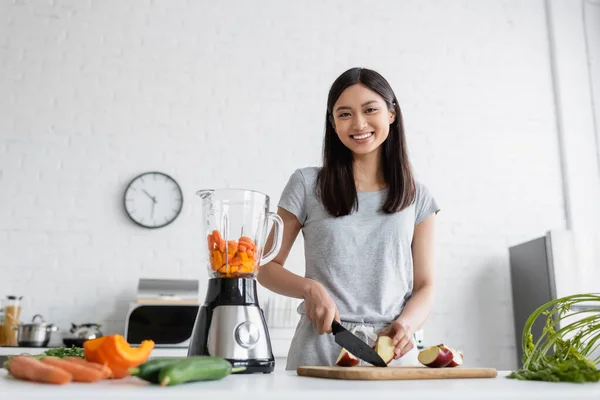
[[508, 293, 600, 382], [2, 345, 84, 370], [39, 345, 84, 359]]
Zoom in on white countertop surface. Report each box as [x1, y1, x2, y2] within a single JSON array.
[[1, 368, 599, 400], [0, 346, 190, 358]]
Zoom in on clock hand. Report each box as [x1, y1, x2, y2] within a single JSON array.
[[151, 200, 155, 219], [142, 189, 157, 204], [142, 189, 155, 200]]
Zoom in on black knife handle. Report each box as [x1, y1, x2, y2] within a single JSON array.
[[331, 320, 344, 334]]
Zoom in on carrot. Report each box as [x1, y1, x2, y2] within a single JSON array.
[[239, 264, 254, 274], [239, 236, 256, 247], [212, 230, 226, 252], [65, 357, 112, 379], [209, 252, 217, 270], [7, 355, 72, 385], [211, 249, 223, 269], [217, 264, 228, 273], [41, 357, 104, 382]]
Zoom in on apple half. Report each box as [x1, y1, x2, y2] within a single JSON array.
[[417, 344, 454, 368], [373, 335, 395, 364], [446, 348, 464, 367], [335, 348, 359, 367]]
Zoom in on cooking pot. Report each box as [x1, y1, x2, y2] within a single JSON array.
[[13, 314, 58, 347], [63, 322, 103, 347]]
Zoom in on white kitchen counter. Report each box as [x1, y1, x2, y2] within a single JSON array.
[[0, 368, 599, 399], [0, 346, 190, 358]]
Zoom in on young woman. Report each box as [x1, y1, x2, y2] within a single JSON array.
[[257, 67, 440, 369]]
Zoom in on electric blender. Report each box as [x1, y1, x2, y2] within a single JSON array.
[[188, 189, 284, 373]]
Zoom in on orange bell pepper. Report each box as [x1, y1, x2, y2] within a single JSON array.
[[84, 335, 154, 379]]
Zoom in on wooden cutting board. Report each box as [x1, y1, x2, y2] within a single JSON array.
[[297, 366, 498, 380]]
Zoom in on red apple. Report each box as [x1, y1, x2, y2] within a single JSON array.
[[335, 348, 359, 367], [417, 344, 454, 368], [374, 335, 395, 364], [446, 348, 464, 367]]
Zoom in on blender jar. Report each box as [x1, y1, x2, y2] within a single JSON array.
[[197, 189, 283, 279]]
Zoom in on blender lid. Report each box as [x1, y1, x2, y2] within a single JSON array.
[[196, 189, 214, 199], [7, 295, 23, 300]]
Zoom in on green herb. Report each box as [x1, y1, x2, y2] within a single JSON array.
[[2, 345, 84, 370], [508, 293, 600, 383], [40, 345, 84, 359]]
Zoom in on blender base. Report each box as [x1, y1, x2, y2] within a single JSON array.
[[229, 358, 275, 374], [188, 278, 275, 374]]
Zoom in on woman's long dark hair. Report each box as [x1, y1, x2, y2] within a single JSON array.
[[317, 67, 416, 217]]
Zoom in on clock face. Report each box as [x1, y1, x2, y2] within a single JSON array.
[[124, 172, 183, 229]]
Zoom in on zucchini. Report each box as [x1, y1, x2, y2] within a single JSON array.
[[158, 356, 245, 386], [129, 357, 182, 383]]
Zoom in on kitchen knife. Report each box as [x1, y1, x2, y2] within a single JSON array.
[[331, 320, 387, 367]]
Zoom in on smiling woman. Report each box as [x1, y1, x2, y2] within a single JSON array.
[[257, 67, 440, 370], [331, 96, 394, 156], [317, 68, 415, 218]]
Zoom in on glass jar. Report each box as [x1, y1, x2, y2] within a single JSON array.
[[0, 298, 5, 345], [1, 296, 23, 346], [196, 189, 283, 279]]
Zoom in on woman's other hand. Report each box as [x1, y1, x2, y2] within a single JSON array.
[[378, 319, 414, 359]]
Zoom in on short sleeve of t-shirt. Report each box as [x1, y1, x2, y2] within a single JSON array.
[[278, 169, 307, 225], [414, 181, 441, 225]]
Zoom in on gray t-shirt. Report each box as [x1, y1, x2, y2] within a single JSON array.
[[278, 167, 440, 324]]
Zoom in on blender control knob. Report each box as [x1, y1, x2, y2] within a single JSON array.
[[235, 322, 260, 348]]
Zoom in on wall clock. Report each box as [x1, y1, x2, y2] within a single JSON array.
[[124, 172, 183, 229]]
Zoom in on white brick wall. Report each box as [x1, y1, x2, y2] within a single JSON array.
[[0, 0, 571, 369]]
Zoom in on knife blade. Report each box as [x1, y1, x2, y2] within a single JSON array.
[[331, 320, 387, 367]]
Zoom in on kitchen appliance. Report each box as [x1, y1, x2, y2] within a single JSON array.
[[63, 323, 103, 347], [14, 314, 58, 347], [509, 229, 600, 366], [124, 278, 200, 347], [331, 321, 387, 367], [188, 189, 284, 373], [297, 366, 498, 380]]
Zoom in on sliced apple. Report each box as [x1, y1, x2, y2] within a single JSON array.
[[417, 344, 453, 368], [446, 348, 464, 367], [335, 348, 359, 367], [374, 335, 395, 364]]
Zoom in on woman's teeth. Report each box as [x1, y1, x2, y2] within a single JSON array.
[[352, 132, 373, 140]]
